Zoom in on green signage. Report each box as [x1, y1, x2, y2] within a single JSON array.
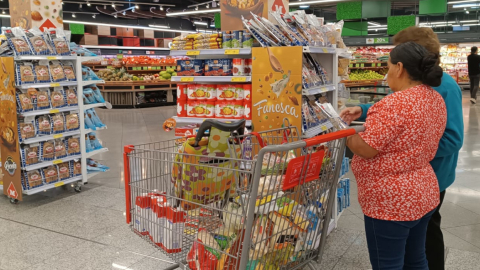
[[374, 38, 389, 44]]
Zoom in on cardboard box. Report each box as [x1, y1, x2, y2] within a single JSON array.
[[157, 38, 173, 48], [79, 34, 98, 45], [139, 29, 154, 39], [86, 25, 111, 36], [175, 125, 199, 137], [117, 27, 134, 37]]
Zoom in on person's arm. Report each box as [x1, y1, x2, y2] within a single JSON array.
[[433, 82, 464, 158], [357, 104, 373, 121], [347, 134, 378, 159]]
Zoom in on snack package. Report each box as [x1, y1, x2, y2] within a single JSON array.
[[51, 113, 65, 133], [187, 229, 223, 270], [72, 160, 82, 176], [46, 28, 70, 55], [86, 158, 110, 172], [5, 27, 32, 56], [21, 145, 39, 167], [16, 91, 34, 112], [70, 42, 97, 56], [62, 61, 76, 81], [54, 138, 67, 158], [83, 88, 97, 104], [16, 62, 35, 85], [49, 61, 66, 82], [88, 132, 103, 150], [258, 175, 285, 197], [42, 165, 58, 183], [58, 162, 71, 180], [27, 88, 38, 104], [67, 137, 80, 155], [36, 89, 51, 109], [90, 85, 105, 103], [85, 134, 93, 152], [84, 111, 96, 130], [19, 120, 36, 141], [34, 62, 51, 83], [223, 202, 246, 233], [65, 88, 78, 106], [65, 113, 79, 131], [41, 140, 55, 160], [25, 170, 43, 189], [51, 88, 66, 108], [36, 115, 51, 135], [25, 27, 51, 55], [82, 66, 101, 81], [86, 109, 106, 128]]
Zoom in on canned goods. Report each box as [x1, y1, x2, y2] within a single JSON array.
[[233, 58, 245, 76], [187, 84, 197, 100], [177, 84, 187, 101], [232, 31, 243, 48], [243, 84, 251, 101], [242, 32, 253, 48], [244, 59, 252, 76], [222, 31, 233, 48], [235, 84, 244, 101]]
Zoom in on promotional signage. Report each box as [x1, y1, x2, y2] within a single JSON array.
[[252, 46, 303, 136], [0, 57, 23, 201], [9, 0, 63, 30], [221, 0, 289, 31], [366, 37, 390, 44]]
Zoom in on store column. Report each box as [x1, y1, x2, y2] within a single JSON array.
[[9, 0, 63, 30]]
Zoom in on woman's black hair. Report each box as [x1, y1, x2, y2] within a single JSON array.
[[472, 46, 478, 54], [390, 42, 443, 87]]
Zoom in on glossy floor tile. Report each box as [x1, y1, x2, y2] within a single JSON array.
[[1, 92, 479, 269]]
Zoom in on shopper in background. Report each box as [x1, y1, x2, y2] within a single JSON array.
[[340, 26, 464, 270], [468, 46, 480, 104], [346, 42, 446, 270]]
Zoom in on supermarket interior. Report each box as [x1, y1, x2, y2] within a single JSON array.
[[1, 0, 480, 269]]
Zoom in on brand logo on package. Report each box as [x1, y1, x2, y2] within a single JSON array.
[[4, 156, 17, 176]]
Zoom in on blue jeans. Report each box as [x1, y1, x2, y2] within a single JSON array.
[[364, 209, 436, 270]]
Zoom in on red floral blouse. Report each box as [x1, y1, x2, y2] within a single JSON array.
[[351, 84, 447, 221]]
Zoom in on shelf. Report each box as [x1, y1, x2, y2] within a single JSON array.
[[19, 106, 79, 117], [173, 116, 251, 126], [303, 84, 336, 95], [83, 80, 105, 86], [84, 103, 107, 110], [22, 130, 81, 144], [170, 48, 252, 56], [82, 45, 170, 51], [23, 175, 82, 195], [14, 55, 77, 61], [85, 126, 107, 134], [23, 155, 82, 171], [79, 56, 105, 63], [303, 46, 336, 54], [86, 148, 109, 158], [171, 76, 251, 83], [17, 81, 78, 89], [304, 121, 334, 138]]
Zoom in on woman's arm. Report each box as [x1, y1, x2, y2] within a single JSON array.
[[347, 134, 379, 159]]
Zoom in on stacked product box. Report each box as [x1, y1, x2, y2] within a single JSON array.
[[222, 30, 254, 48], [337, 178, 350, 215], [176, 84, 252, 120]]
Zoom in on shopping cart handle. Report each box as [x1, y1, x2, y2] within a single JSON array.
[[194, 119, 246, 146], [303, 125, 365, 147]]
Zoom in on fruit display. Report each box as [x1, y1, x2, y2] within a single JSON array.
[[123, 56, 177, 65], [96, 68, 132, 82], [348, 70, 385, 81]]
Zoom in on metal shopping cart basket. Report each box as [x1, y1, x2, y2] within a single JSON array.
[[123, 119, 363, 270]]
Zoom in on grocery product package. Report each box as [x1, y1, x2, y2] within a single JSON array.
[[86, 109, 106, 128], [51, 88, 66, 108], [85, 134, 93, 152], [58, 162, 71, 180], [90, 85, 105, 103], [18, 118, 36, 142], [20, 144, 39, 167], [62, 61, 76, 81], [34, 61, 51, 83], [36, 115, 51, 135], [15, 62, 36, 85], [25, 27, 51, 55], [65, 112, 79, 131], [84, 111, 96, 130], [54, 138, 67, 159], [51, 113, 65, 134], [83, 88, 97, 104], [42, 165, 58, 183], [49, 60, 67, 82], [40, 140, 55, 161], [16, 90, 34, 112], [88, 132, 103, 150], [82, 66, 101, 81], [36, 88, 51, 109], [67, 137, 80, 155], [65, 88, 78, 106], [45, 28, 70, 55], [5, 27, 33, 56], [70, 42, 97, 56], [187, 230, 223, 270], [86, 158, 110, 172]]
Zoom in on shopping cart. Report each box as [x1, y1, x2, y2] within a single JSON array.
[[124, 119, 363, 270]]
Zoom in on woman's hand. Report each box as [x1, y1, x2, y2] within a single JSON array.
[[340, 107, 363, 125]]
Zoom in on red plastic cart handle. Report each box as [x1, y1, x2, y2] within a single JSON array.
[[303, 128, 357, 147]]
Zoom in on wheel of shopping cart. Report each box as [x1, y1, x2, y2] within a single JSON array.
[[10, 198, 18, 204]]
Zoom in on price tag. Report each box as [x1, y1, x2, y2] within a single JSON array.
[[47, 56, 57, 60], [322, 48, 329, 53], [50, 83, 60, 87], [231, 77, 247, 82], [180, 77, 194, 82], [371, 63, 376, 67], [360, 63, 364, 67], [186, 50, 200, 56], [101, 61, 108, 65], [140, 85, 145, 89], [107, 66, 113, 69], [0, 181, 3, 185], [53, 134, 63, 139], [52, 159, 63, 165], [321, 87, 327, 92], [321, 125, 328, 131], [117, 54, 123, 59], [54, 181, 65, 187], [49, 109, 60, 113], [225, 49, 240, 55]]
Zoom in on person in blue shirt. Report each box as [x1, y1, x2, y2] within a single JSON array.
[[340, 27, 464, 270]]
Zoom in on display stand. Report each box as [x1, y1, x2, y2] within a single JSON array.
[[0, 55, 109, 203]]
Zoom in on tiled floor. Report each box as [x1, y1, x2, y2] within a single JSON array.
[[1, 92, 479, 269]]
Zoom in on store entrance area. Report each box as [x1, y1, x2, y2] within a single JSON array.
[[0, 94, 478, 270]]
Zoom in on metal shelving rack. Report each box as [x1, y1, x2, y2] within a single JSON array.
[[6, 55, 109, 198]]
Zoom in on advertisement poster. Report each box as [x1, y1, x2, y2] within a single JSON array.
[[220, 0, 289, 31], [0, 57, 23, 201], [9, 0, 63, 30], [252, 46, 303, 136]]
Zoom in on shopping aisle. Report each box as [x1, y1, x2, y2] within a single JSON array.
[[0, 93, 479, 270]]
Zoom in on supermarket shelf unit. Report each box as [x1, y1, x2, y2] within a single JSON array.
[[7, 55, 109, 198]]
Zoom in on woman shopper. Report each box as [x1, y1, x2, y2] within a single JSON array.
[[346, 42, 447, 270], [340, 26, 464, 270]]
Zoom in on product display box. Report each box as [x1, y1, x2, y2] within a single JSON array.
[[79, 34, 99, 45], [85, 25, 111, 36], [139, 29, 155, 39]]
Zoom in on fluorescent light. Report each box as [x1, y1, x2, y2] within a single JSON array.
[[193, 21, 208, 25], [368, 28, 387, 30], [289, 0, 346, 6], [0, 14, 10, 18], [453, 3, 480, 8], [148, 24, 171, 29], [166, 8, 220, 16], [299, 5, 310, 8], [63, 20, 196, 33], [367, 25, 388, 29], [449, 0, 480, 4], [368, 22, 381, 26], [210, 24, 215, 27], [87, 2, 91, 6]]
